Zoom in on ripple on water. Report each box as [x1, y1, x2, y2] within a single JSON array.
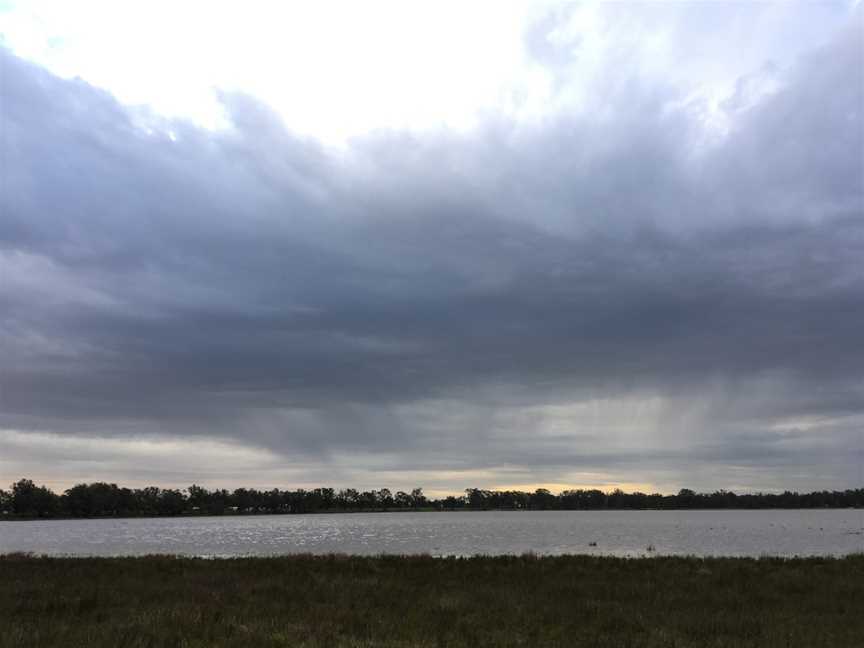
[[2, 510, 864, 557]]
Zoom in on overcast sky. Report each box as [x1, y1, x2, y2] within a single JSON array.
[[1, 1, 862, 495]]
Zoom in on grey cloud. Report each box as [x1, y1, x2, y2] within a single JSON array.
[[0, 13, 862, 490]]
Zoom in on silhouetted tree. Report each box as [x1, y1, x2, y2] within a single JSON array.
[[466, 488, 489, 509], [530, 488, 556, 510], [135, 486, 162, 515], [187, 484, 209, 512], [62, 482, 122, 517], [676, 488, 696, 508], [410, 488, 427, 508], [158, 489, 187, 515], [377, 489, 394, 510], [4, 478, 864, 518], [441, 495, 463, 510], [11, 479, 58, 517]]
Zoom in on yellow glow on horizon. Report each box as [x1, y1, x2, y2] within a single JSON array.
[[490, 482, 661, 495]]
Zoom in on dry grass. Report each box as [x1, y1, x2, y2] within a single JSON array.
[[2, 553, 863, 647]]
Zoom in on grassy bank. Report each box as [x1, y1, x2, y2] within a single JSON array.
[[2, 553, 862, 647]]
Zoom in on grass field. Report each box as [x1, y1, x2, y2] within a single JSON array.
[[2, 553, 863, 647]]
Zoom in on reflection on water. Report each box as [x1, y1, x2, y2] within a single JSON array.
[[1, 510, 863, 557]]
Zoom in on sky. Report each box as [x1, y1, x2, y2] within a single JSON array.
[[0, 1, 862, 496]]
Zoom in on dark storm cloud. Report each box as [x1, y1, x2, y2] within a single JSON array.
[[0, 14, 862, 489]]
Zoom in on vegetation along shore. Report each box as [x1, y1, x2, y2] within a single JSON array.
[[2, 553, 863, 647], [3, 478, 863, 519]]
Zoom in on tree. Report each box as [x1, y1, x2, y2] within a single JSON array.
[[11, 479, 58, 517], [358, 490, 379, 510], [410, 488, 427, 508], [338, 488, 359, 510], [316, 488, 335, 510], [158, 489, 187, 515], [232, 488, 256, 513], [135, 486, 162, 515], [530, 488, 555, 510], [677, 489, 696, 507], [0, 488, 10, 513], [441, 495, 463, 510], [377, 488, 393, 510], [465, 488, 489, 509], [62, 482, 121, 517], [187, 484, 210, 512]]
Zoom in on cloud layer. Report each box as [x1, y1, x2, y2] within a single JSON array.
[[1, 5, 862, 492]]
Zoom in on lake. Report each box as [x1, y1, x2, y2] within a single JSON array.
[[2, 510, 863, 557]]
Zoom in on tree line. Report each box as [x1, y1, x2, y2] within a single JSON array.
[[1, 479, 862, 519]]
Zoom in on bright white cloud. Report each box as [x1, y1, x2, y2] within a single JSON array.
[[0, 1, 854, 142]]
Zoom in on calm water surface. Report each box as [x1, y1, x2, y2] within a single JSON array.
[[2, 510, 863, 557]]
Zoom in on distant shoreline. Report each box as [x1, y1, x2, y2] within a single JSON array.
[[4, 478, 863, 519], [3, 505, 863, 523]]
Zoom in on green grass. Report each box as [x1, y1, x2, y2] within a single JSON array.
[[2, 553, 863, 647]]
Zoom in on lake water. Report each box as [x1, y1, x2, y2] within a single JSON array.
[[2, 510, 863, 557]]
